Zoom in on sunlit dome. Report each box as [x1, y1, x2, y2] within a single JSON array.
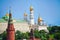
[[5, 13, 9, 16], [24, 12, 27, 16], [30, 6, 33, 11], [38, 17, 43, 22]]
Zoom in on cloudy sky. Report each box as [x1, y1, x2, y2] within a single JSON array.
[[0, 0, 60, 25]]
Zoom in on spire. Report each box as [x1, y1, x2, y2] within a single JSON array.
[[8, 8, 13, 24], [9, 7, 11, 14], [38, 13, 40, 18]]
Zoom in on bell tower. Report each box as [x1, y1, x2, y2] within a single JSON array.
[[30, 6, 34, 25], [6, 9, 15, 40]]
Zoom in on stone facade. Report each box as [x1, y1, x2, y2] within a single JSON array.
[[0, 22, 30, 34]]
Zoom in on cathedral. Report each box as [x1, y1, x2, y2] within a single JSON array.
[[0, 6, 48, 34]]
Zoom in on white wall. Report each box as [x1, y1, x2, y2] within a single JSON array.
[[0, 22, 30, 34]]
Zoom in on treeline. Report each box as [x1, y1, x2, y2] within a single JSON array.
[[0, 26, 60, 40]]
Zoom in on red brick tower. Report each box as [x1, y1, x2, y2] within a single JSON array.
[[6, 10, 15, 40]]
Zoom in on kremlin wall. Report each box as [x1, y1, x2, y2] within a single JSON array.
[[0, 6, 48, 34]]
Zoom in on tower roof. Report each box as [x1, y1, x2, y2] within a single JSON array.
[[38, 13, 43, 22], [38, 17, 43, 22], [24, 12, 27, 16], [8, 9, 13, 24], [6, 13, 9, 16], [30, 6, 33, 11]]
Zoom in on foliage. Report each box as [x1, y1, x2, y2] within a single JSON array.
[[39, 30, 47, 40], [0, 34, 2, 40], [54, 33, 60, 40], [34, 30, 40, 38], [22, 32, 29, 39], [15, 30, 23, 40], [2, 31, 7, 40], [15, 30, 29, 40], [1, 26, 60, 40], [0, 34, 2, 38]]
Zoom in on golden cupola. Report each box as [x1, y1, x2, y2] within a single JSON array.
[[30, 6, 33, 11], [38, 17, 43, 22], [24, 12, 27, 16], [6, 13, 9, 16]]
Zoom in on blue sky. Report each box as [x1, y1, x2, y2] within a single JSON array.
[[0, 0, 60, 25]]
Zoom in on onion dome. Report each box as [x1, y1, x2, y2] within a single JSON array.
[[38, 17, 43, 22], [30, 6, 33, 11], [24, 12, 27, 16], [5, 13, 9, 16]]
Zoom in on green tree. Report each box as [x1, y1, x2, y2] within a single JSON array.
[[54, 32, 60, 40], [34, 30, 40, 38], [15, 30, 29, 40], [48, 34, 54, 40], [22, 32, 29, 39], [39, 30, 47, 40], [15, 30, 23, 40], [0, 34, 2, 40], [2, 31, 7, 40]]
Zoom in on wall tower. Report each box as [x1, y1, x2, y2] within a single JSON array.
[[6, 10, 15, 40]]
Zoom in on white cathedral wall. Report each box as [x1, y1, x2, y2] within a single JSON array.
[[14, 22, 30, 32], [0, 22, 49, 34], [0, 23, 7, 34], [38, 25, 49, 32], [0, 22, 30, 34]]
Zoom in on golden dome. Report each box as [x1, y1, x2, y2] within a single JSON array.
[[38, 17, 43, 22], [6, 13, 9, 16], [24, 12, 27, 16], [30, 6, 33, 11]]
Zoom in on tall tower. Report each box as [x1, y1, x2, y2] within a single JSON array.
[[6, 10, 15, 40], [24, 12, 28, 21], [30, 6, 34, 25]]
